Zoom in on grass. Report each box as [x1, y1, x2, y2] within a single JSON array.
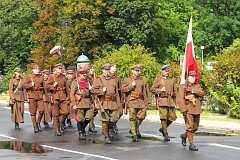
[[147, 105, 240, 124]]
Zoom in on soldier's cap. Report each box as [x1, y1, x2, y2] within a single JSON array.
[[101, 63, 111, 70], [109, 62, 116, 67], [14, 68, 21, 73], [67, 69, 74, 74], [32, 64, 39, 70], [161, 64, 170, 71], [54, 63, 63, 68], [42, 69, 50, 75], [188, 70, 196, 76], [79, 67, 89, 75], [131, 64, 142, 70], [67, 66, 76, 71]]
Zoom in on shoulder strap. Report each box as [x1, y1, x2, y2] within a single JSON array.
[[52, 74, 56, 82], [160, 77, 165, 87], [13, 79, 21, 94], [29, 75, 34, 83]]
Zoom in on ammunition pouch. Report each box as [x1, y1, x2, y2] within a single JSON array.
[[74, 94, 81, 105], [102, 95, 116, 101], [130, 91, 143, 99], [160, 91, 168, 98], [31, 87, 43, 91], [55, 87, 66, 91]]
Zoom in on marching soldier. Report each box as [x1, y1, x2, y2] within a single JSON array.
[[70, 67, 93, 140], [9, 68, 25, 129], [109, 62, 122, 134], [91, 64, 121, 144], [86, 65, 97, 133], [41, 69, 52, 128], [121, 64, 148, 142], [66, 67, 75, 127], [178, 70, 203, 151], [46, 63, 69, 136], [151, 65, 177, 141], [22, 65, 45, 133]]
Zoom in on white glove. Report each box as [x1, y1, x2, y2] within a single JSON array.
[[131, 81, 136, 86], [89, 85, 92, 90], [54, 82, 58, 87], [32, 82, 35, 86], [161, 87, 166, 91], [103, 87, 107, 92]]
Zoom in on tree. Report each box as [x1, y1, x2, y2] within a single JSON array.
[[0, 0, 37, 73], [94, 44, 157, 86]]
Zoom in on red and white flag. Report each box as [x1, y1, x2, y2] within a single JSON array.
[[49, 46, 64, 55], [180, 17, 199, 84]]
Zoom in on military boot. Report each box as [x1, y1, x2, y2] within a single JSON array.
[[132, 135, 138, 142], [164, 133, 170, 141], [89, 126, 97, 133], [55, 130, 62, 136], [136, 130, 141, 138], [44, 123, 50, 128], [79, 131, 85, 140], [104, 137, 111, 144], [59, 125, 64, 134], [34, 126, 39, 133], [180, 134, 187, 146], [189, 144, 198, 151], [37, 123, 42, 132], [112, 125, 118, 134], [15, 123, 20, 130]]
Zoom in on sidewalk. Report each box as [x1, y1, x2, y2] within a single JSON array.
[[121, 114, 240, 134], [1, 100, 240, 133]]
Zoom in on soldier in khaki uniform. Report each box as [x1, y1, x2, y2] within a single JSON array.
[[86, 65, 97, 133], [66, 67, 75, 127], [22, 65, 45, 133], [151, 65, 177, 141], [91, 64, 121, 144], [109, 62, 122, 134], [41, 69, 52, 128], [46, 63, 69, 136], [9, 68, 25, 129], [70, 68, 93, 140], [122, 64, 148, 142], [178, 71, 203, 151]]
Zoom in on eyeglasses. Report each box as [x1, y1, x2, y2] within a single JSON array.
[[134, 70, 140, 72], [58, 68, 63, 69], [105, 69, 110, 71]]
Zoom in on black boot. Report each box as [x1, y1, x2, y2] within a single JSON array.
[[37, 123, 42, 132], [44, 123, 50, 128], [34, 126, 39, 133], [159, 127, 164, 136], [136, 130, 141, 138], [109, 130, 114, 138], [79, 131, 85, 140], [15, 123, 20, 130], [180, 134, 187, 146], [59, 125, 64, 134], [189, 144, 198, 151], [55, 130, 62, 136], [104, 137, 111, 144], [89, 126, 97, 133], [112, 125, 118, 134], [164, 133, 170, 141], [132, 135, 138, 142], [69, 120, 73, 127]]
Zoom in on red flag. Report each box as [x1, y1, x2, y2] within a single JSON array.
[[50, 46, 64, 55], [180, 17, 199, 84]]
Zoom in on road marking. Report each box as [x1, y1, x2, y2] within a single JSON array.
[[209, 143, 240, 150], [41, 145, 118, 160], [0, 134, 16, 140], [3, 107, 30, 114]]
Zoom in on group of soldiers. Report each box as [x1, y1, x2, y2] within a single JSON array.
[[8, 62, 203, 151]]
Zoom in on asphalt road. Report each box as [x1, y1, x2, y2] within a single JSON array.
[[0, 103, 240, 160]]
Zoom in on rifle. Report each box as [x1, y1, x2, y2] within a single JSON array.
[[155, 64, 159, 110], [97, 76, 105, 113]]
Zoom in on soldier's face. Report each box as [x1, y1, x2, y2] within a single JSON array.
[[162, 69, 170, 76], [132, 68, 141, 76], [32, 68, 40, 74], [110, 65, 117, 73], [188, 76, 196, 84], [102, 68, 110, 76]]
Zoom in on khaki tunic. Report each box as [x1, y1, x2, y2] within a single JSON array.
[[67, 78, 74, 119], [9, 78, 24, 123], [178, 83, 203, 114], [151, 76, 177, 107], [41, 80, 52, 123], [70, 79, 93, 108], [91, 75, 121, 110], [121, 76, 148, 108]]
